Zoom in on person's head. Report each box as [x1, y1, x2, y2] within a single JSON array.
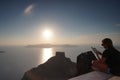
[[101, 38, 113, 49]]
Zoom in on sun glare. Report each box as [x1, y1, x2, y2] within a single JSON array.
[[43, 29, 53, 39], [41, 48, 53, 63]]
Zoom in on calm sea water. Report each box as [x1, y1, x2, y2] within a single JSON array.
[[0, 45, 120, 80]]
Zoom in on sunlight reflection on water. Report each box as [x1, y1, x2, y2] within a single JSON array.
[[40, 48, 54, 64]]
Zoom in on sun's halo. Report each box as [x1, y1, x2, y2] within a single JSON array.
[[42, 29, 53, 39]]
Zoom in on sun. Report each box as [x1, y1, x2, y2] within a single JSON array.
[[43, 29, 53, 39]]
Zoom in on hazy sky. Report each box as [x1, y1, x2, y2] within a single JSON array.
[[0, 0, 120, 46]]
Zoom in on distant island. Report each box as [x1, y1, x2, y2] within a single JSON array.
[[26, 44, 79, 48], [0, 51, 5, 53]]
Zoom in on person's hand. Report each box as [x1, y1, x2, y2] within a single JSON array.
[[91, 60, 100, 71], [92, 60, 99, 67]]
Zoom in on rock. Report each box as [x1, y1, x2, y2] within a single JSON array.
[[69, 71, 112, 80], [76, 51, 97, 75], [22, 52, 77, 80]]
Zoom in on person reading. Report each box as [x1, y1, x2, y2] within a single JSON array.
[[92, 38, 120, 76]]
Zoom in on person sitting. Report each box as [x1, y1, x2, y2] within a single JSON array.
[[92, 38, 120, 76]]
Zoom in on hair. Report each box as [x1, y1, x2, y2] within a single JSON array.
[[102, 38, 113, 47]]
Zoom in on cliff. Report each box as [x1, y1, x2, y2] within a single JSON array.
[[22, 52, 77, 80], [22, 51, 97, 80]]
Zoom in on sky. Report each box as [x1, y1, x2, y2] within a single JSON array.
[[0, 0, 120, 46]]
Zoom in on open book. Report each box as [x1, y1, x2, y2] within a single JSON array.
[[91, 47, 102, 60], [91, 47, 98, 53]]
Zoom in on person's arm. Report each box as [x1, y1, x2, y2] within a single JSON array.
[[101, 57, 106, 63], [92, 57, 108, 73]]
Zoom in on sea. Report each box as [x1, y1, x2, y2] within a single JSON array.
[[0, 45, 120, 80]]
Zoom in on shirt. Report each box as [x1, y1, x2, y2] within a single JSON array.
[[102, 47, 120, 76]]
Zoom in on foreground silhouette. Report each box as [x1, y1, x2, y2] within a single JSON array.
[[76, 51, 97, 75], [22, 52, 77, 80], [92, 38, 120, 75]]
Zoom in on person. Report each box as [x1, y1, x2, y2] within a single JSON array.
[[92, 38, 120, 76]]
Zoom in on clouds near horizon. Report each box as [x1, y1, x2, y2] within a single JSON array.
[[115, 24, 120, 27]]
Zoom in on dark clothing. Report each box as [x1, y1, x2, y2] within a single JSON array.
[[102, 47, 120, 76]]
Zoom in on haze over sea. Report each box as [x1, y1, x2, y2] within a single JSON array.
[[0, 0, 120, 80], [0, 45, 120, 80]]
